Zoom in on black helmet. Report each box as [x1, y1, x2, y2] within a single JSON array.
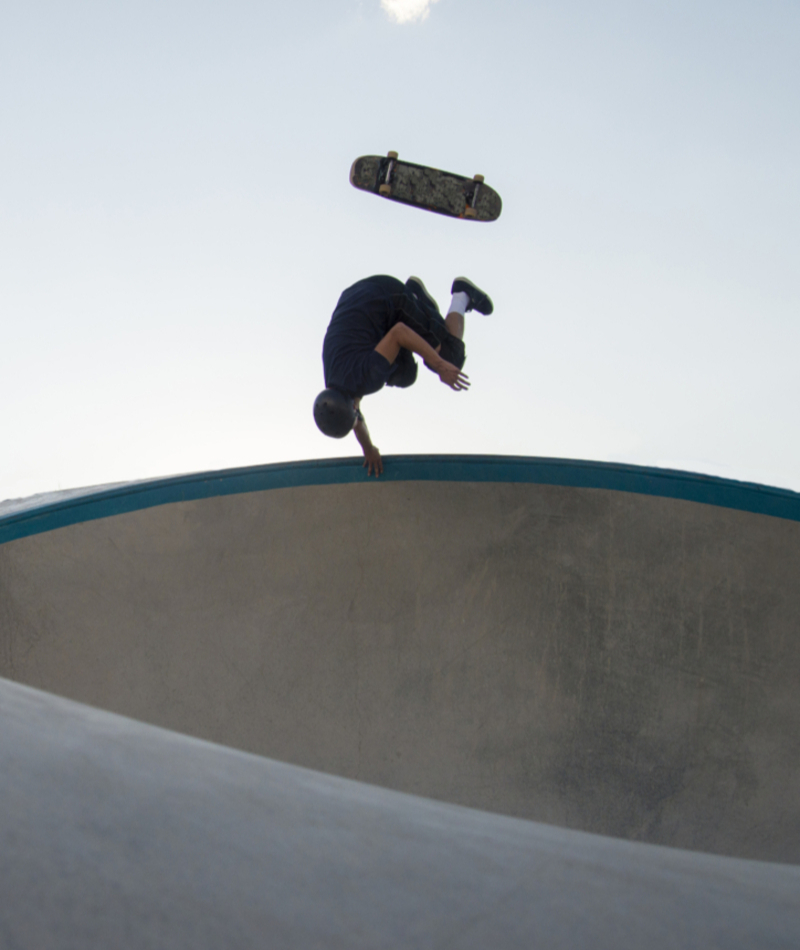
[[313, 389, 357, 438]]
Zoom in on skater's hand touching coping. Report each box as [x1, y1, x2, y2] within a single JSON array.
[[353, 407, 383, 477], [436, 358, 470, 391], [362, 444, 383, 477]]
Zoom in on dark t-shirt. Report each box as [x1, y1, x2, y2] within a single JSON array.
[[322, 276, 407, 398]]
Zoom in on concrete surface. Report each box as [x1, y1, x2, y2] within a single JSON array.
[[1, 455, 799, 947], [1, 457, 799, 865], [2, 675, 799, 950]]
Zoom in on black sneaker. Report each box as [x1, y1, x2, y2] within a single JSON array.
[[451, 277, 493, 315], [406, 276, 441, 317]]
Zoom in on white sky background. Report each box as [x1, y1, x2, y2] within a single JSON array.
[[1, 0, 798, 500]]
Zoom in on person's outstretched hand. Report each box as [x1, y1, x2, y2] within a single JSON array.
[[437, 358, 470, 391], [362, 444, 384, 477]]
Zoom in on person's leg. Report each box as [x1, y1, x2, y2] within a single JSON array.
[[444, 310, 464, 340], [389, 276, 490, 371], [393, 279, 450, 351], [406, 276, 492, 343], [405, 277, 442, 322], [401, 278, 467, 369], [439, 276, 493, 360], [449, 277, 493, 316]]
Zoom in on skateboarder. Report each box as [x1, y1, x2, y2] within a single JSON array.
[[314, 275, 493, 476]]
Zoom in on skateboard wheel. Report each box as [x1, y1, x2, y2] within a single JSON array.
[[473, 174, 484, 183], [379, 184, 392, 197], [464, 207, 477, 218], [387, 151, 399, 160]]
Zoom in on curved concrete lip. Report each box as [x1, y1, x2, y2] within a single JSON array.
[[3, 454, 800, 544], [2, 455, 800, 948]]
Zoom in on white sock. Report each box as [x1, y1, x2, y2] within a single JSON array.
[[447, 291, 470, 316]]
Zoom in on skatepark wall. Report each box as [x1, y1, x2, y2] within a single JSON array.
[[1, 455, 799, 864]]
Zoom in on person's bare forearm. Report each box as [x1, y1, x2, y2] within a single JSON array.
[[374, 322, 469, 391], [353, 416, 373, 451], [389, 323, 445, 371], [354, 415, 383, 476], [393, 323, 470, 391]]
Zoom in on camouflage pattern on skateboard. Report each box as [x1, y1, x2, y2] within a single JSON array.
[[349, 152, 502, 222]]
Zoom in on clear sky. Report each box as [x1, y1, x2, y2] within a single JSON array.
[[2, 0, 798, 501]]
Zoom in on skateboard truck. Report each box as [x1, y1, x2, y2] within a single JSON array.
[[379, 151, 399, 197], [464, 175, 484, 218]]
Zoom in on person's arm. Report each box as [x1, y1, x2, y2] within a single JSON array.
[[352, 403, 383, 477], [375, 323, 469, 391]]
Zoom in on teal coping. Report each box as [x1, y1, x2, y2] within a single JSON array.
[[2, 455, 799, 546]]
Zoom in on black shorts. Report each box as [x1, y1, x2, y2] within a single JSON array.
[[379, 276, 467, 370]]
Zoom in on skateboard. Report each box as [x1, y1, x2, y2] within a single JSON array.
[[349, 151, 502, 222]]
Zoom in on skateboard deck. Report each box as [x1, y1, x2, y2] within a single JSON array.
[[349, 152, 502, 222]]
